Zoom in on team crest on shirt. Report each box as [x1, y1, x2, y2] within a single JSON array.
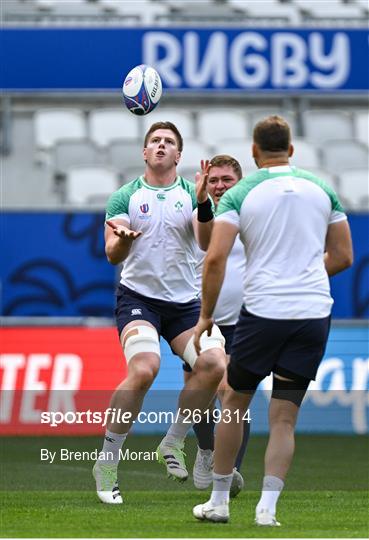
[[174, 201, 183, 211], [139, 203, 151, 220]]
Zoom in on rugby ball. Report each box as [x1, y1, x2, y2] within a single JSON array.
[[122, 64, 162, 116]]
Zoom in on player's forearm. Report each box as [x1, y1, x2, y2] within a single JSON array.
[[105, 237, 133, 265], [197, 220, 214, 251], [200, 256, 226, 318], [324, 250, 353, 276]]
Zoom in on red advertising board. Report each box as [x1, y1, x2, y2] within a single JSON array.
[[0, 328, 127, 435]]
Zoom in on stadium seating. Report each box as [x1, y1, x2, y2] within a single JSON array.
[[289, 138, 321, 169], [2, 0, 368, 26], [64, 166, 120, 205], [89, 109, 140, 147], [107, 139, 144, 176], [213, 139, 258, 173], [53, 139, 103, 174], [198, 110, 249, 148], [302, 110, 355, 143], [353, 111, 369, 146], [229, 0, 300, 25], [322, 140, 369, 175], [142, 110, 195, 139], [338, 168, 369, 210], [34, 109, 86, 150]]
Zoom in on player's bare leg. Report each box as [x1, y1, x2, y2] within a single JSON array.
[[255, 382, 299, 526], [158, 327, 226, 481], [193, 387, 251, 522], [93, 321, 160, 504]]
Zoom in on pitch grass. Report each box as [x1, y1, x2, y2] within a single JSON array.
[[0, 434, 368, 538]]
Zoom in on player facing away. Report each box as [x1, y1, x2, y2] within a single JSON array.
[[93, 122, 226, 504], [192, 116, 353, 525], [159, 155, 250, 495]]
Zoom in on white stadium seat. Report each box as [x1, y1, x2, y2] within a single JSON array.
[[53, 139, 103, 173], [338, 169, 369, 211], [322, 140, 369, 175], [198, 110, 249, 148], [290, 139, 321, 169], [89, 109, 140, 147], [354, 0, 369, 9], [142, 110, 195, 139], [298, 2, 363, 19], [229, 0, 300, 25], [213, 139, 258, 174], [303, 110, 354, 144], [353, 111, 369, 146], [34, 109, 86, 150], [99, 0, 167, 22], [65, 166, 120, 205], [107, 139, 144, 175]]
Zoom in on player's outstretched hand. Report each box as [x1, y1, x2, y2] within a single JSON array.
[[106, 220, 142, 240], [193, 315, 214, 356], [195, 160, 211, 204]]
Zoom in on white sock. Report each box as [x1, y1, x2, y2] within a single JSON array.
[[210, 472, 233, 505], [98, 430, 127, 466], [163, 414, 192, 446], [256, 475, 284, 515]]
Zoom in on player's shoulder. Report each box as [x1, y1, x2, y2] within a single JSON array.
[[218, 170, 268, 214], [177, 176, 197, 208], [292, 167, 344, 212], [109, 177, 143, 201], [178, 175, 195, 193], [106, 177, 144, 218]]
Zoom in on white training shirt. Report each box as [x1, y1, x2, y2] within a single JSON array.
[[195, 236, 246, 326], [106, 176, 200, 302], [216, 166, 347, 319]]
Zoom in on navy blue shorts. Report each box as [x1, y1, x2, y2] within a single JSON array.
[[183, 324, 235, 372], [115, 285, 201, 345], [228, 307, 331, 387]]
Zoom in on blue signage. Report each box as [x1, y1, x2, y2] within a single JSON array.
[[1, 28, 368, 92], [1, 211, 368, 318], [1, 212, 116, 317]]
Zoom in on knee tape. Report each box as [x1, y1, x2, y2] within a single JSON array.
[[182, 324, 225, 369], [122, 325, 160, 363]]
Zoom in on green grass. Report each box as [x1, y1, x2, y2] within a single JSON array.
[[0, 435, 368, 537]]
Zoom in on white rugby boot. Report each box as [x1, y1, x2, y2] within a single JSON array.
[[193, 499, 229, 523], [156, 439, 188, 481], [255, 508, 281, 526], [230, 468, 244, 498], [93, 461, 123, 504], [193, 447, 214, 489]]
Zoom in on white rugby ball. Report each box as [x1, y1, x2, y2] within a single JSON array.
[[122, 64, 162, 116]]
